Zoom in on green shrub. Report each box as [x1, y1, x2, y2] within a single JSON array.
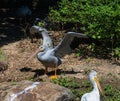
[[114, 47, 120, 59], [49, 0, 120, 58], [103, 84, 120, 101]]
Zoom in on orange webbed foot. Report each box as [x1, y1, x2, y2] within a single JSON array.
[[50, 75, 57, 79]]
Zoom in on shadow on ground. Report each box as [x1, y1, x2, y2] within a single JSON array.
[[20, 66, 82, 79]]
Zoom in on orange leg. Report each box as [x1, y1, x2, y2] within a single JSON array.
[[50, 67, 57, 79]]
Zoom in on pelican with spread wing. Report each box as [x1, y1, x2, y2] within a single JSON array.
[[26, 25, 88, 79]]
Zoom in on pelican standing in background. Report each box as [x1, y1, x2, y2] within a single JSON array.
[[81, 70, 103, 101], [25, 25, 88, 79]]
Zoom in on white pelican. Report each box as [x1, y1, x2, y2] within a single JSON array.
[[81, 70, 103, 101]]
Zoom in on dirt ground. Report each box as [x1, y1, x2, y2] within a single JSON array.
[[0, 36, 120, 87]]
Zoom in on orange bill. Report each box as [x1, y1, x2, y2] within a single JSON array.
[[94, 77, 103, 95], [25, 48, 40, 64]]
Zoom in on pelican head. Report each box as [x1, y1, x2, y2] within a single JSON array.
[[89, 70, 103, 95], [37, 27, 45, 32], [30, 25, 45, 34]]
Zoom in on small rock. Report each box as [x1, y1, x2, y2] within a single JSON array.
[[0, 61, 8, 71]]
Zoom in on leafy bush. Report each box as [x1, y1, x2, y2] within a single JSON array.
[[49, 0, 120, 58], [51, 77, 74, 87], [114, 47, 120, 59], [103, 84, 120, 101]]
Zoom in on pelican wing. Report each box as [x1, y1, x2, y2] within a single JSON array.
[[54, 32, 88, 57]]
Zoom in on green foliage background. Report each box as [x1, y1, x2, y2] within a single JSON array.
[[49, 0, 120, 58]]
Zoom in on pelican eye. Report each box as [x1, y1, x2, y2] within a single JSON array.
[[39, 46, 44, 50]]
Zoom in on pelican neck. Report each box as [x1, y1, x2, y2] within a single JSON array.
[[41, 30, 49, 38], [92, 81, 100, 94]]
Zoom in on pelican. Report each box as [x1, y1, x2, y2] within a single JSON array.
[[81, 70, 103, 101], [25, 25, 88, 79]]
